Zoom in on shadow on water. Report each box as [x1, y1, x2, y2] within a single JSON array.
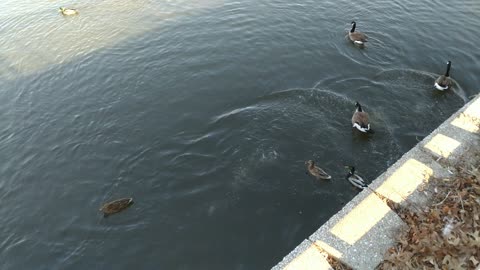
[[0, 6, 243, 270], [0, 42, 471, 270]]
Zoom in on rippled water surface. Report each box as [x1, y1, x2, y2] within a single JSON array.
[[0, 0, 479, 269]]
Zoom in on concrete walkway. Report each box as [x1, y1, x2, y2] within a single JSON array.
[[272, 94, 480, 269]]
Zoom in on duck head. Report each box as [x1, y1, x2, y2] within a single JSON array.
[[344, 165, 355, 177], [305, 160, 314, 167]]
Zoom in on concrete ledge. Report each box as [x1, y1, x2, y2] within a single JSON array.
[[370, 95, 480, 210], [420, 113, 480, 167], [272, 95, 480, 270], [368, 147, 449, 208], [271, 239, 333, 270], [308, 188, 404, 269]]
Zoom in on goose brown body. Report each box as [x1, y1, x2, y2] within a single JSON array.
[[435, 75, 451, 89], [351, 102, 371, 133], [305, 160, 331, 180], [100, 198, 134, 217], [434, 61, 452, 90]]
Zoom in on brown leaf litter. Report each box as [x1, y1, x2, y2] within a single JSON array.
[[376, 165, 480, 270]]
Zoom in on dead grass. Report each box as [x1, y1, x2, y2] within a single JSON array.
[[377, 165, 480, 270]]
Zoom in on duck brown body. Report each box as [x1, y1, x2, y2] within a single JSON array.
[[100, 198, 134, 217], [305, 160, 331, 180]]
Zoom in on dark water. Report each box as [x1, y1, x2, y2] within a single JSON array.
[[0, 0, 478, 269]]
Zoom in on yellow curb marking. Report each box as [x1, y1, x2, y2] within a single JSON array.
[[330, 193, 390, 245], [424, 134, 460, 158]]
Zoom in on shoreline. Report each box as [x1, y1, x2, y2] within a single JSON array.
[[272, 94, 480, 269]]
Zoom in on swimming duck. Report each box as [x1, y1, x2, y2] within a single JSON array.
[[352, 101, 371, 133], [345, 166, 367, 189], [99, 198, 134, 217], [305, 160, 331, 180], [434, 61, 452, 91], [349, 21, 368, 45], [59, 7, 78, 16]]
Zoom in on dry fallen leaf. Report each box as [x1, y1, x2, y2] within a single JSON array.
[[469, 256, 479, 266], [376, 164, 480, 270]]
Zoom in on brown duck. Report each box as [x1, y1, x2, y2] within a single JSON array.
[[99, 198, 134, 217], [305, 160, 331, 180]]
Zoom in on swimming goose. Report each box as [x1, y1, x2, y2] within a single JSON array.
[[352, 101, 371, 133], [305, 160, 331, 180], [59, 7, 78, 16], [345, 166, 367, 189], [434, 61, 452, 91], [99, 198, 134, 217], [349, 21, 368, 45]]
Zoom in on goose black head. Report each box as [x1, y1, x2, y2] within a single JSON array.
[[350, 21, 356, 33], [355, 101, 363, 112]]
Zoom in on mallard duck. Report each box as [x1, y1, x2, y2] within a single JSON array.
[[349, 21, 368, 45], [345, 166, 367, 189], [99, 198, 134, 217], [305, 160, 331, 180], [59, 7, 79, 16], [352, 101, 371, 133], [434, 61, 452, 91]]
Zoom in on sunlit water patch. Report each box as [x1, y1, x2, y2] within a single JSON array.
[[0, 0, 223, 79]]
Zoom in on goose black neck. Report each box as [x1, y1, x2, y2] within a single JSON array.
[[356, 103, 363, 112], [445, 61, 451, 77], [350, 22, 356, 33]]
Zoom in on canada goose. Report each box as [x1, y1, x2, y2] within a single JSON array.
[[99, 198, 134, 217], [434, 61, 452, 90], [352, 101, 371, 133], [345, 166, 367, 189], [305, 160, 331, 180], [59, 7, 78, 16], [349, 21, 368, 45]]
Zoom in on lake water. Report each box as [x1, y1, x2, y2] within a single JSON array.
[[0, 0, 478, 269]]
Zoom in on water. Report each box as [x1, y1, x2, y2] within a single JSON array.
[[0, 0, 478, 269]]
